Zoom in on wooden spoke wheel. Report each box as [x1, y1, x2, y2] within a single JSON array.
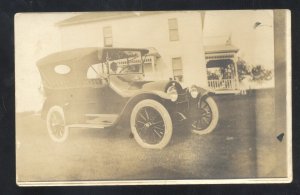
[[130, 99, 172, 149], [46, 106, 69, 142], [191, 97, 219, 135]]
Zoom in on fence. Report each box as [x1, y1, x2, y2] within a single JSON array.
[[208, 79, 236, 90]]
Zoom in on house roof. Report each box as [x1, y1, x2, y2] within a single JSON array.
[[57, 12, 162, 26], [204, 44, 239, 54]]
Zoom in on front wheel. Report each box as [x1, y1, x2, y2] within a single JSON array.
[[130, 99, 173, 149], [191, 97, 219, 135], [46, 105, 69, 142]]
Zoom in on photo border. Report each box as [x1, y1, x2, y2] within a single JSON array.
[[0, 0, 298, 194]]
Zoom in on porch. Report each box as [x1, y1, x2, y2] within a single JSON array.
[[205, 44, 240, 94]]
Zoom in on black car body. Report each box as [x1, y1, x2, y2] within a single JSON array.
[[37, 47, 219, 149]]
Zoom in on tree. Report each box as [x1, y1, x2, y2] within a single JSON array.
[[251, 65, 273, 81], [236, 58, 251, 81], [236, 58, 273, 82]]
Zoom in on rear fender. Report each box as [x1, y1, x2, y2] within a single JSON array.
[[40, 98, 67, 120], [41, 99, 51, 119]]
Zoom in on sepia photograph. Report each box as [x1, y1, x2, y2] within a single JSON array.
[[15, 10, 291, 186]]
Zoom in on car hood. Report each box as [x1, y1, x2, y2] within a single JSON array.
[[140, 80, 172, 91], [109, 75, 180, 97]]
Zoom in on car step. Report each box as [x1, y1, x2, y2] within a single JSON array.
[[65, 114, 119, 130], [85, 114, 118, 124], [66, 123, 112, 129]]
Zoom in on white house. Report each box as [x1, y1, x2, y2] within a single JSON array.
[[57, 11, 240, 93]]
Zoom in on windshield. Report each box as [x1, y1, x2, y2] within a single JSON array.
[[104, 50, 145, 75]]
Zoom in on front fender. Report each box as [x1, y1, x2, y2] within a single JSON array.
[[113, 92, 172, 127], [197, 86, 215, 100]]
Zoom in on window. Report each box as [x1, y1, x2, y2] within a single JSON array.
[[103, 26, 113, 47], [172, 57, 183, 82], [168, 18, 179, 41], [54, 64, 71, 75]]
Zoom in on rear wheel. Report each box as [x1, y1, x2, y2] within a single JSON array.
[[130, 99, 172, 149], [46, 106, 69, 142], [191, 97, 219, 135]]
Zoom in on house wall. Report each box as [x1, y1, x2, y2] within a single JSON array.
[[59, 12, 207, 87]]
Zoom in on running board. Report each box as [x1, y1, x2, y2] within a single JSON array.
[[85, 114, 118, 124], [66, 123, 112, 129], [85, 114, 118, 118], [65, 114, 119, 130]]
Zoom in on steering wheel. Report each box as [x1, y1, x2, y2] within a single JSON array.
[[119, 65, 131, 74], [120, 64, 140, 74]]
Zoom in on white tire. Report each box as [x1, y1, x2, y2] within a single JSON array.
[[130, 99, 172, 149], [191, 97, 219, 135], [46, 105, 69, 142]]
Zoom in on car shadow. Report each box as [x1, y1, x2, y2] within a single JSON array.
[[70, 125, 133, 141], [167, 123, 192, 147]]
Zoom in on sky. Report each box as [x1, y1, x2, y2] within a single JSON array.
[[15, 10, 274, 112], [204, 10, 274, 69], [15, 13, 77, 112]]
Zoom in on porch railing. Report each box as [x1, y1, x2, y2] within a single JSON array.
[[113, 56, 153, 65], [208, 79, 236, 90]]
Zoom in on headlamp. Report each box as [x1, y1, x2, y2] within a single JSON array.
[[166, 85, 178, 102], [190, 86, 199, 98]]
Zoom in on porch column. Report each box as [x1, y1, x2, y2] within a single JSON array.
[[151, 56, 156, 79], [233, 54, 239, 90]]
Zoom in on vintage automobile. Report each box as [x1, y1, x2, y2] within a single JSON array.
[[37, 47, 219, 149]]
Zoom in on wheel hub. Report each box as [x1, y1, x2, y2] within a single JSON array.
[[144, 122, 152, 128]]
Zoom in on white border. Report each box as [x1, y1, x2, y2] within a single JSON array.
[[17, 177, 292, 187]]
